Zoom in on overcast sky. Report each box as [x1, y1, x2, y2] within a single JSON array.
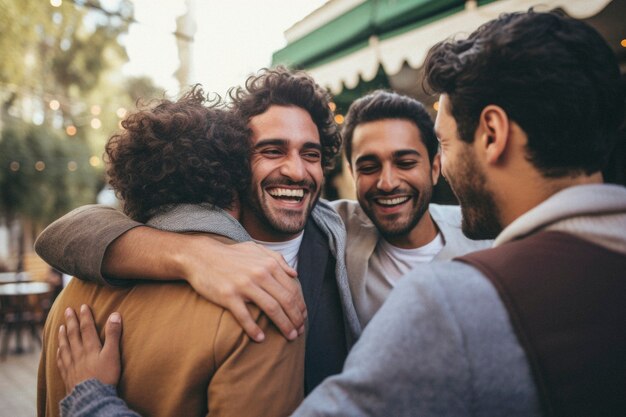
[[122, 0, 328, 96]]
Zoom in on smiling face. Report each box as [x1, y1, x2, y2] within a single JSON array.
[[434, 95, 502, 239], [350, 118, 440, 247], [241, 105, 323, 242]]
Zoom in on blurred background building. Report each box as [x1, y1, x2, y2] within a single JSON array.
[[272, 0, 626, 200], [0, 0, 624, 274]]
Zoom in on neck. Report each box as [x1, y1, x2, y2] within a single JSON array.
[[240, 210, 303, 243], [496, 170, 603, 230], [384, 210, 439, 249]]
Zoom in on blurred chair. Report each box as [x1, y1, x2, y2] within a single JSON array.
[[0, 282, 53, 360]]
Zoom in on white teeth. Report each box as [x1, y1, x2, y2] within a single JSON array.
[[268, 188, 305, 198], [377, 196, 410, 206]]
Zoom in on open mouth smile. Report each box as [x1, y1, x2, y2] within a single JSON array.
[[374, 196, 411, 207], [267, 187, 307, 203]]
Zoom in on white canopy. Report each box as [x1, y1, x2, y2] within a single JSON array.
[[305, 0, 613, 94]]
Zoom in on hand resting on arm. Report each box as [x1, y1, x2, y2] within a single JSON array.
[[36, 205, 306, 342]]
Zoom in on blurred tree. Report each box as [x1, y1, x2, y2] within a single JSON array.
[[0, 0, 166, 270], [0, 0, 46, 88], [126, 76, 167, 103], [0, 122, 36, 226], [0, 120, 99, 269]]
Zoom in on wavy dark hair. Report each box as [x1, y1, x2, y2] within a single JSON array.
[[342, 90, 438, 165], [228, 66, 341, 172], [424, 10, 624, 177], [105, 86, 251, 222]]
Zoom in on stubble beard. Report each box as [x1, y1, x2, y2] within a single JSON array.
[[362, 186, 432, 240], [449, 152, 502, 240], [245, 179, 321, 237]]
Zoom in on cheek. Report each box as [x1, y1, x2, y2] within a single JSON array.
[[251, 159, 276, 182], [308, 165, 324, 185], [354, 173, 377, 194]]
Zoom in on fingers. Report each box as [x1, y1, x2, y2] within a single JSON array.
[[255, 247, 307, 335], [78, 305, 102, 352], [242, 285, 299, 341], [226, 299, 265, 342], [253, 272, 306, 336], [57, 325, 72, 393], [64, 307, 83, 355], [260, 246, 298, 278], [101, 312, 122, 363]]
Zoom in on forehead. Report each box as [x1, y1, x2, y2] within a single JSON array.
[[248, 105, 320, 146], [352, 118, 426, 159]]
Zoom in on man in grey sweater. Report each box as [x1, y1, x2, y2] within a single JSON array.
[[55, 9, 626, 417]]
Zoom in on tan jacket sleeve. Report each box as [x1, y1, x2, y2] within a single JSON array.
[[209, 308, 305, 417], [34, 204, 142, 286]]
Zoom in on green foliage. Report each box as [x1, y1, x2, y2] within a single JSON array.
[[0, 121, 98, 226], [0, 122, 35, 221], [0, 0, 150, 228], [0, 0, 46, 87], [126, 76, 167, 104]]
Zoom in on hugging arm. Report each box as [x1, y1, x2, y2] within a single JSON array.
[[35, 205, 306, 341]]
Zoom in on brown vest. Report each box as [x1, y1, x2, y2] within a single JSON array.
[[457, 231, 626, 417]]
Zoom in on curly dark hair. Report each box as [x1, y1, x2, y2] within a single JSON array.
[[342, 90, 438, 165], [424, 10, 624, 177], [105, 86, 251, 222], [228, 66, 341, 172]]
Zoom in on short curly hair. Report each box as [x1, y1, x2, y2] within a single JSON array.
[[105, 86, 251, 222], [228, 66, 341, 172], [424, 10, 624, 177]]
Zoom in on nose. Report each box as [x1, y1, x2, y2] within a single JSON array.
[[279, 152, 306, 182], [376, 164, 400, 192]]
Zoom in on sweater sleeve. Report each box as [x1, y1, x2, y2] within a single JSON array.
[[35, 205, 142, 286], [60, 379, 142, 417]]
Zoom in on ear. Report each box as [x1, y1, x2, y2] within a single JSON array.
[[430, 153, 441, 185], [475, 105, 510, 165]]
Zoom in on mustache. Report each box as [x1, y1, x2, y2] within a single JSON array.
[[365, 188, 417, 200], [262, 178, 317, 192]]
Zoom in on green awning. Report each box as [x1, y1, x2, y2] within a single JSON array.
[[272, 0, 465, 68], [272, 0, 615, 95]]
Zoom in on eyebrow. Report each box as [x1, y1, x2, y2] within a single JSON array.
[[254, 138, 322, 152], [354, 149, 422, 166], [253, 139, 287, 149], [302, 142, 322, 152], [354, 155, 379, 166], [393, 149, 422, 159]]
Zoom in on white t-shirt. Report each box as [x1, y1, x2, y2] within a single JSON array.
[[369, 233, 445, 287], [253, 232, 304, 270]]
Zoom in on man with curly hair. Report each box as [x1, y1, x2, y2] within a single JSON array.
[[43, 8, 626, 417], [36, 68, 360, 393], [40, 9, 626, 417], [37, 89, 306, 417]]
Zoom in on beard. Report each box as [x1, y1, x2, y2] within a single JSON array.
[[362, 186, 432, 240], [244, 177, 321, 237], [447, 151, 502, 240]]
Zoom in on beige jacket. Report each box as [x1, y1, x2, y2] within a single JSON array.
[[38, 274, 304, 417], [331, 200, 492, 326]]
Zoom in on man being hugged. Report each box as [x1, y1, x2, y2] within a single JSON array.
[[38, 89, 305, 417]]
